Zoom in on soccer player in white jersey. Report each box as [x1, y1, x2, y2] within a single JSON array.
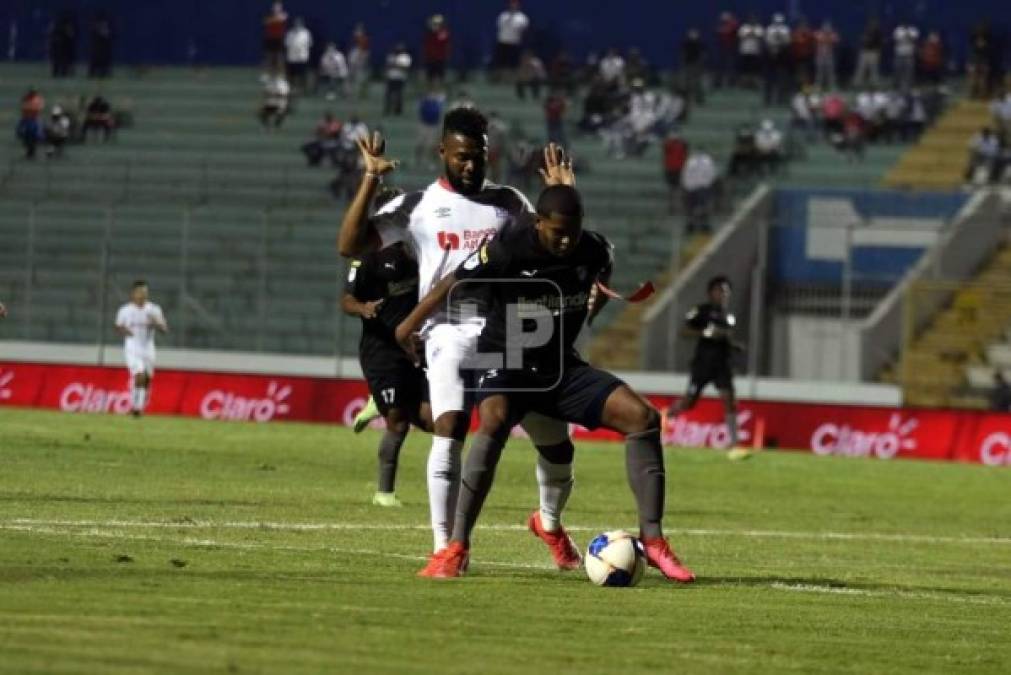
[[114, 280, 168, 417], [339, 107, 582, 576]]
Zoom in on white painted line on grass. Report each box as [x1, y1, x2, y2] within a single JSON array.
[[5, 518, 1010, 547], [769, 582, 1007, 607]]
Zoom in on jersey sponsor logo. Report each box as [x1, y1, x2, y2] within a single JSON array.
[[437, 231, 461, 250], [60, 383, 132, 414], [810, 414, 918, 460], [199, 381, 292, 422], [384, 262, 396, 270]]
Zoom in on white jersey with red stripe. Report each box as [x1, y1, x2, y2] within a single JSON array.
[[371, 177, 534, 327]]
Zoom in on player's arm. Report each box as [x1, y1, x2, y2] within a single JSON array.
[[151, 306, 169, 334], [342, 258, 385, 319], [338, 132, 399, 257], [587, 243, 614, 327], [114, 309, 132, 337], [681, 305, 707, 339], [341, 293, 384, 319]]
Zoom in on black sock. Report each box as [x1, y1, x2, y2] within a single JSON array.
[[377, 430, 407, 493], [451, 433, 506, 545], [625, 428, 665, 540]]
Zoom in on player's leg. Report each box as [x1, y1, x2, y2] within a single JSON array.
[[126, 352, 149, 417], [717, 374, 752, 461], [373, 405, 409, 507], [352, 396, 381, 434], [518, 412, 581, 570], [368, 362, 424, 507], [598, 384, 695, 583]]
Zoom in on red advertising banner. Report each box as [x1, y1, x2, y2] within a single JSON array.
[[1, 361, 1009, 466]]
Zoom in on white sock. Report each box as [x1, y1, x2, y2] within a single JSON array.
[[140, 385, 150, 411], [131, 385, 145, 411], [536, 456, 574, 533], [427, 436, 462, 552]]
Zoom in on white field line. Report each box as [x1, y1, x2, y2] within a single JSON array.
[[4, 518, 1010, 547], [2, 524, 1007, 606]]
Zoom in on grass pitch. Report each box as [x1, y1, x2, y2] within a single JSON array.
[[1, 407, 1009, 674]]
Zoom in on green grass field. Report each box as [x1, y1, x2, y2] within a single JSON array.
[[1, 407, 1010, 674]]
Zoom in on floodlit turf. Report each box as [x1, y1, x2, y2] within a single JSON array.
[[1, 408, 1009, 675]]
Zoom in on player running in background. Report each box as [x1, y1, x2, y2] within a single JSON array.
[[394, 182, 696, 582], [664, 276, 751, 460], [342, 237, 434, 507], [338, 110, 581, 576], [114, 280, 167, 418]]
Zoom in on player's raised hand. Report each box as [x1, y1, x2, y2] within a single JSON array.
[[356, 131, 399, 177], [539, 143, 575, 187]]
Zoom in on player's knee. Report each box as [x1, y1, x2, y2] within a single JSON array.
[[385, 409, 410, 434], [623, 402, 660, 435]]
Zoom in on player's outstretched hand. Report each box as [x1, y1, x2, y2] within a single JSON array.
[[394, 321, 422, 366], [360, 299, 384, 320], [539, 143, 575, 187], [356, 131, 399, 177]]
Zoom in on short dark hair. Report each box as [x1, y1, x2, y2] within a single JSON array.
[[442, 106, 488, 141], [707, 275, 731, 292], [132, 280, 148, 290], [536, 185, 583, 220]]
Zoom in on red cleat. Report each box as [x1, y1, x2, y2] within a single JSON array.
[[641, 537, 696, 583], [527, 510, 582, 570], [417, 541, 469, 579]]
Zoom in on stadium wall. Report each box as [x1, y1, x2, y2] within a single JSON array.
[[2, 357, 1009, 466], [4, 0, 1008, 69]]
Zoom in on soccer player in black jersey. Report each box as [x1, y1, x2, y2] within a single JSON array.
[[665, 276, 751, 461], [395, 183, 696, 582]]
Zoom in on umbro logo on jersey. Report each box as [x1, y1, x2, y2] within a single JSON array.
[[435, 207, 452, 218], [519, 270, 538, 277], [437, 232, 461, 250], [384, 262, 396, 270]]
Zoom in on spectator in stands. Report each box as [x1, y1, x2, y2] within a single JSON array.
[[682, 148, 717, 233], [82, 95, 114, 142], [45, 105, 71, 158], [882, 91, 908, 143], [814, 20, 839, 91], [736, 15, 764, 89], [852, 18, 883, 88], [578, 77, 610, 133], [544, 89, 568, 147], [262, 2, 288, 75], [383, 44, 411, 116], [301, 111, 342, 167], [549, 51, 576, 95], [728, 123, 757, 176], [88, 11, 114, 78], [599, 48, 626, 91], [318, 43, 348, 100], [16, 89, 45, 159], [714, 12, 739, 88], [258, 73, 290, 129], [968, 22, 993, 99], [422, 14, 451, 86], [821, 90, 847, 137], [764, 14, 791, 106], [662, 131, 688, 214], [791, 18, 815, 88], [492, 0, 530, 81], [331, 113, 368, 199], [838, 111, 866, 161], [681, 28, 706, 107], [966, 127, 1001, 183], [905, 89, 928, 140], [919, 32, 944, 85], [415, 87, 445, 168], [790, 87, 817, 141], [487, 111, 510, 182], [348, 24, 371, 99], [507, 139, 537, 191], [48, 11, 78, 78], [991, 372, 1011, 412], [626, 48, 653, 85], [991, 90, 1011, 143], [855, 89, 882, 141], [893, 22, 919, 92], [755, 119, 785, 173], [516, 50, 547, 100], [285, 18, 313, 93]]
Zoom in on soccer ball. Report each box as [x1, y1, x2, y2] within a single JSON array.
[[584, 530, 645, 587]]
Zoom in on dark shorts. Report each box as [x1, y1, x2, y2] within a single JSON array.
[[475, 360, 624, 430], [263, 37, 283, 54], [687, 359, 734, 398], [362, 350, 429, 417], [665, 169, 682, 187], [493, 42, 522, 69], [425, 61, 447, 79]]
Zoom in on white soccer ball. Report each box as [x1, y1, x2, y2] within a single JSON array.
[[584, 530, 645, 587]]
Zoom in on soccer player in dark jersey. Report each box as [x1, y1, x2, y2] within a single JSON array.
[[665, 276, 751, 461], [343, 240, 433, 507], [395, 182, 696, 582]]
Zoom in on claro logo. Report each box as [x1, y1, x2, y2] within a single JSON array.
[[665, 409, 752, 449], [980, 432, 1011, 466], [60, 383, 132, 414], [200, 381, 292, 422], [811, 414, 918, 459]]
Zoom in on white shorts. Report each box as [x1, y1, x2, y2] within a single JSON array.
[[125, 350, 155, 376], [424, 323, 569, 446]]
